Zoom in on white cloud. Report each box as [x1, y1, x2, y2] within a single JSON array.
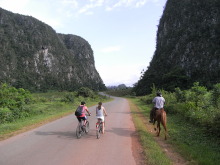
[[61, 0, 78, 8], [113, 0, 135, 8], [75, 0, 156, 15], [0, 0, 29, 14], [78, 0, 104, 14], [135, 0, 148, 7], [104, 0, 152, 11], [100, 46, 121, 53]]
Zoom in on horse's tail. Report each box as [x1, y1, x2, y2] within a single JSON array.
[[161, 109, 167, 140], [161, 109, 167, 129]]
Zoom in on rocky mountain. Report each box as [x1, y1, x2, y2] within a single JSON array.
[[0, 8, 106, 91], [134, 0, 220, 95]]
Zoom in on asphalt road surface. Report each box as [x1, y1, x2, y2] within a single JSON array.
[[0, 97, 139, 165]]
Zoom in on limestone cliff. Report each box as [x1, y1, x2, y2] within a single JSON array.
[[134, 0, 220, 95], [0, 7, 105, 91]]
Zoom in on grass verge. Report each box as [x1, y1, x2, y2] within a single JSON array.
[[128, 98, 172, 165], [168, 114, 220, 165], [129, 97, 220, 165]]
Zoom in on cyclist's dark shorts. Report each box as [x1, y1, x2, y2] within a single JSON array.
[[77, 116, 86, 122]]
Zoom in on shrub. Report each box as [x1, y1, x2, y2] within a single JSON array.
[[61, 93, 75, 103], [0, 83, 32, 109], [0, 83, 32, 122], [77, 87, 95, 98], [175, 87, 186, 102], [0, 107, 13, 123], [211, 83, 220, 108], [141, 83, 220, 137]]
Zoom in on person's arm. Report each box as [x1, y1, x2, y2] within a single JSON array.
[[103, 107, 107, 116], [153, 97, 156, 102], [85, 107, 91, 115], [152, 97, 156, 105]]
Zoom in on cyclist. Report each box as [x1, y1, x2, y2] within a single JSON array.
[[96, 102, 107, 134], [149, 92, 165, 123], [76, 101, 91, 127]]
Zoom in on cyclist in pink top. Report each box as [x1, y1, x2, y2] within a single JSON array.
[[76, 101, 91, 126]]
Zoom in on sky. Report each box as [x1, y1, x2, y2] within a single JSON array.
[[0, 0, 167, 87]]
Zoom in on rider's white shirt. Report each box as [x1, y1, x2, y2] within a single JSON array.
[[96, 106, 104, 117], [153, 96, 165, 109], [96, 106, 105, 121]]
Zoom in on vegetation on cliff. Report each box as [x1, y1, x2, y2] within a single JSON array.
[[133, 0, 220, 95], [0, 8, 106, 92]]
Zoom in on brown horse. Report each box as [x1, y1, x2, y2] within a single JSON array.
[[153, 108, 167, 140]]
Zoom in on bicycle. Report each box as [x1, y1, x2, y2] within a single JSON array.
[[76, 116, 90, 139], [96, 118, 104, 139]]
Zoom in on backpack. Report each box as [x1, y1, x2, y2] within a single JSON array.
[[75, 106, 84, 116]]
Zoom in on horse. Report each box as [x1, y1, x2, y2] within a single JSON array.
[[153, 108, 167, 140]]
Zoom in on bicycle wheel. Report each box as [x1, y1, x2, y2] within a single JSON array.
[[96, 124, 101, 139], [100, 125, 103, 134], [76, 124, 82, 139], [85, 121, 90, 134]]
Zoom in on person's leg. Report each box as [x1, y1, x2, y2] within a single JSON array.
[[102, 122, 105, 134], [96, 118, 101, 130], [96, 119, 99, 129], [83, 116, 87, 126], [149, 108, 154, 123]]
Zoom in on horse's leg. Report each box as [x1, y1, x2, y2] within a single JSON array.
[[162, 121, 167, 140], [153, 120, 157, 131], [157, 121, 160, 137]]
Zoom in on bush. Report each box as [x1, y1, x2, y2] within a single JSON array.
[[0, 83, 32, 109], [175, 87, 186, 102], [212, 83, 220, 108], [141, 82, 220, 137], [0, 107, 13, 123], [77, 87, 95, 98], [0, 83, 32, 122], [61, 93, 75, 103]]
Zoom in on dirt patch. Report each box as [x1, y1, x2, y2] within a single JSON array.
[[131, 131, 146, 165], [142, 116, 189, 165], [130, 101, 189, 165]]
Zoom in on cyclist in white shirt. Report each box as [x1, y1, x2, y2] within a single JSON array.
[[149, 92, 165, 123], [96, 102, 108, 134]]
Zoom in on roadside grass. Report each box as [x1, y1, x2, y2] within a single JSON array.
[[0, 102, 73, 138], [0, 92, 111, 140], [128, 98, 172, 165], [168, 114, 220, 165], [129, 97, 220, 165]]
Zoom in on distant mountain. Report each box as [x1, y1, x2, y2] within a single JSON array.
[[107, 84, 128, 90], [134, 0, 220, 95], [0, 8, 106, 91]]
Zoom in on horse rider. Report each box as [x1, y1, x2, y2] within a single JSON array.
[[149, 92, 165, 123]]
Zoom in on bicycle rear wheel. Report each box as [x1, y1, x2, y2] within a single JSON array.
[[96, 124, 101, 139], [85, 121, 89, 133], [76, 124, 82, 139]]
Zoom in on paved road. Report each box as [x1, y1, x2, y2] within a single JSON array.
[[0, 97, 138, 165]]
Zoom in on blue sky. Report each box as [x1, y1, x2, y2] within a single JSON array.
[[0, 0, 167, 87]]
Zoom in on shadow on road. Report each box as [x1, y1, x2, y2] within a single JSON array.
[[35, 130, 98, 140], [35, 131, 75, 139], [107, 127, 135, 137]]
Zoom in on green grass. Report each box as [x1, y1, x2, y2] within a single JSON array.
[[0, 102, 74, 139], [128, 98, 172, 165], [129, 97, 220, 165], [167, 114, 220, 165]]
